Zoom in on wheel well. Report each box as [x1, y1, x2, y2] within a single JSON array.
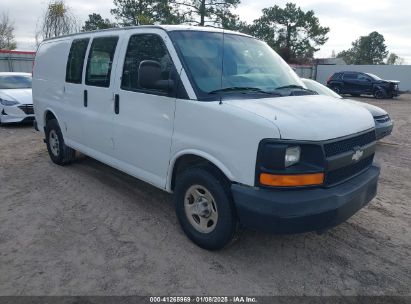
[[44, 111, 56, 125], [171, 154, 229, 191]]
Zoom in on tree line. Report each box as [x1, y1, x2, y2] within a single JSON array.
[[0, 0, 405, 65]]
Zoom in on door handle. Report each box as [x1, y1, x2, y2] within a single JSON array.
[[84, 90, 88, 107], [114, 94, 120, 114]]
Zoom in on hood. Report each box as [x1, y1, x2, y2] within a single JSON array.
[[225, 95, 375, 141], [343, 99, 388, 117], [0, 89, 33, 105], [384, 80, 400, 84]]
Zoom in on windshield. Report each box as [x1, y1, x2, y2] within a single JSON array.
[[169, 31, 305, 101], [302, 79, 342, 99], [0, 75, 32, 89], [365, 73, 381, 80]]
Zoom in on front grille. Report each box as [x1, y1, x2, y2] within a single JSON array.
[[18, 104, 34, 115], [374, 115, 391, 124], [325, 155, 374, 186], [324, 131, 376, 157]]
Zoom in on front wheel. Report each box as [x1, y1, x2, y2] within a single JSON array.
[[45, 119, 75, 165], [174, 167, 238, 250], [374, 89, 387, 99]]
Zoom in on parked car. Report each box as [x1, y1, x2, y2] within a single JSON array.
[[0, 72, 34, 124], [33, 26, 380, 250], [326, 71, 400, 99], [302, 78, 393, 140]]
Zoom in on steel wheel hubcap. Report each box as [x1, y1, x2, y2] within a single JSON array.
[[184, 185, 218, 234], [49, 130, 60, 156]]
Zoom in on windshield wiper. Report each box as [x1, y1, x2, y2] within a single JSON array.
[[208, 87, 277, 95], [275, 84, 307, 90]]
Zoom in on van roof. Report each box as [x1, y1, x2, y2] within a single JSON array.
[[42, 25, 252, 42]]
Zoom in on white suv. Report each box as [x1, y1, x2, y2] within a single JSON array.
[[33, 25, 380, 250]]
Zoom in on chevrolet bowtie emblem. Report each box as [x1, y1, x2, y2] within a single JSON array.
[[352, 147, 364, 162]]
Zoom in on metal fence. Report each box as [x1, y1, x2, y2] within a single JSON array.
[[290, 64, 316, 79], [0, 50, 36, 73]]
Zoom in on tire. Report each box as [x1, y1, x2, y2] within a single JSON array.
[[374, 88, 387, 99], [331, 86, 341, 94], [45, 119, 75, 165], [174, 166, 238, 250]]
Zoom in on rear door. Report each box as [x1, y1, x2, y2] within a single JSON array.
[[342, 72, 358, 93], [111, 29, 179, 188], [83, 35, 121, 157]]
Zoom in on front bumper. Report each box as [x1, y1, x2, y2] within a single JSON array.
[[232, 165, 380, 234], [1, 105, 34, 124], [375, 121, 393, 140], [392, 88, 400, 97]]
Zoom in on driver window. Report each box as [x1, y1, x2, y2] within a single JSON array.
[[121, 34, 173, 93], [357, 74, 369, 81]]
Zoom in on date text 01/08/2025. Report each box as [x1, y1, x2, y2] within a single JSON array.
[[149, 296, 258, 303]]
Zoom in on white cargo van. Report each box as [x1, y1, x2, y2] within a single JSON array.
[[33, 25, 380, 250]]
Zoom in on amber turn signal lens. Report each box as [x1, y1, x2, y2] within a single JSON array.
[[260, 173, 324, 187]]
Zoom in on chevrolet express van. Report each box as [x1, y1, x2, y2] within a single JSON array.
[[33, 26, 380, 250]]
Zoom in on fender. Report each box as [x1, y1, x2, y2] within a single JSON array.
[[166, 149, 236, 192], [42, 107, 61, 133]]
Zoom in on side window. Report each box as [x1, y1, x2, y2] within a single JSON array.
[[66, 38, 89, 83], [121, 34, 173, 94], [344, 73, 357, 80], [85, 36, 119, 88], [358, 74, 371, 81]]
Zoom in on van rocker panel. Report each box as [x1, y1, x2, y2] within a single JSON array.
[[231, 165, 380, 234]]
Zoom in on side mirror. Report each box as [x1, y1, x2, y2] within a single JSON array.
[[138, 60, 174, 92]]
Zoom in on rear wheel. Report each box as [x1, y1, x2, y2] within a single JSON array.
[[45, 119, 75, 165], [174, 167, 238, 250], [331, 86, 341, 94]]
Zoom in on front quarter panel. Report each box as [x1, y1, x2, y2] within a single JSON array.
[[169, 99, 279, 188]]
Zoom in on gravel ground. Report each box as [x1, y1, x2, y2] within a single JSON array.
[[0, 94, 410, 296]]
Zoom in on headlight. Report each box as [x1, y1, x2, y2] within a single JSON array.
[[0, 98, 19, 106], [285, 146, 301, 167]]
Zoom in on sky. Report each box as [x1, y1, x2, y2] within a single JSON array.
[[2, 0, 411, 63]]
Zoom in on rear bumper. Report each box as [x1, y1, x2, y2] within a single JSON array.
[[231, 165, 380, 234]]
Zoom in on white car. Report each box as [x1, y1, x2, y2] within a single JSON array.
[[0, 72, 34, 124], [33, 26, 380, 250], [302, 78, 393, 140]]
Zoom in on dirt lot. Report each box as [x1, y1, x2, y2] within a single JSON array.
[[0, 95, 410, 296]]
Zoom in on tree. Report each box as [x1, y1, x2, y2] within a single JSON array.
[[36, 0, 79, 43], [337, 31, 388, 65], [111, 0, 242, 28], [246, 3, 329, 63], [172, 0, 240, 27], [82, 13, 117, 31], [386, 53, 404, 65], [111, 0, 181, 26], [0, 13, 17, 50]]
